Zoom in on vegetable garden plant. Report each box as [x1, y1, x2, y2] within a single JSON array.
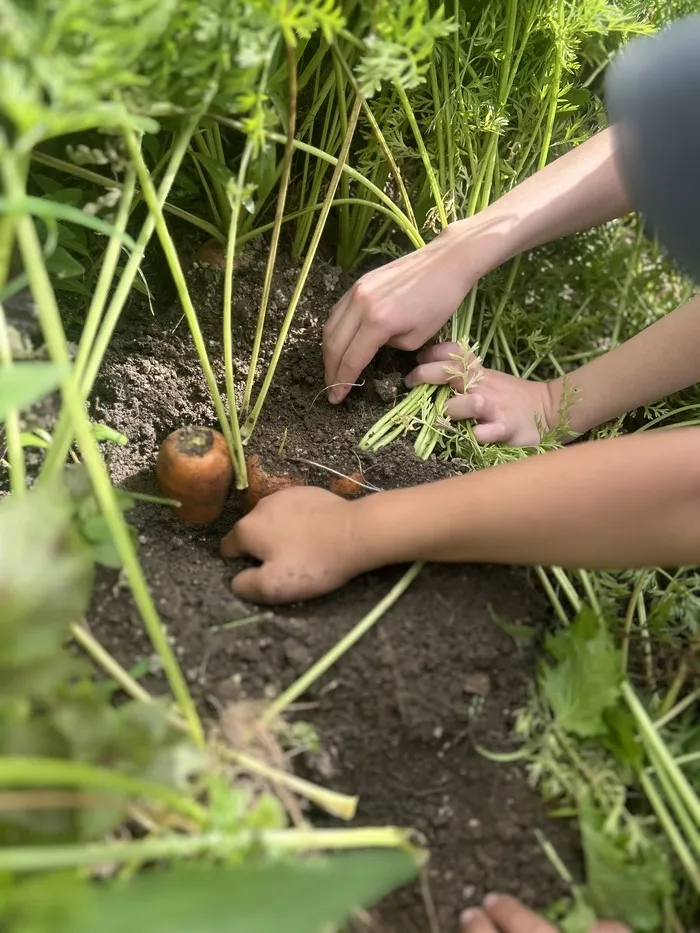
[[0, 0, 699, 930]]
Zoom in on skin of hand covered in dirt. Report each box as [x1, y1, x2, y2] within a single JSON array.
[[222, 19, 700, 608]]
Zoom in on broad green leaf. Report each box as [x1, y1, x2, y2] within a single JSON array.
[[540, 609, 621, 738], [579, 796, 672, 931], [74, 852, 417, 933], [0, 363, 67, 420], [46, 245, 86, 279], [0, 197, 137, 250]]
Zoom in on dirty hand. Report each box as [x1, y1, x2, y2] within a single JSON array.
[[405, 342, 560, 447], [460, 894, 629, 933], [221, 487, 371, 604], [323, 223, 484, 404]]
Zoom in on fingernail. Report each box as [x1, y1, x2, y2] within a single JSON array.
[[328, 389, 339, 403], [484, 893, 501, 909], [460, 909, 477, 925], [403, 375, 413, 388]]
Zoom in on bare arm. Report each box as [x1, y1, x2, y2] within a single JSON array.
[[448, 126, 632, 277], [223, 428, 700, 604], [549, 294, 700, 436], [324, 128, 632, 401]]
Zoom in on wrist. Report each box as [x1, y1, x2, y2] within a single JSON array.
[[438, 212, 521, 284]]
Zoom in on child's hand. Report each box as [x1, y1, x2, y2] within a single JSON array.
[[221, 487, 373, 604], [405, 342, 559, 447], [323, 223, 488, 404]]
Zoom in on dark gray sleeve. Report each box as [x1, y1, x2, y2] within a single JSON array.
[[605, 15, 700, 282]]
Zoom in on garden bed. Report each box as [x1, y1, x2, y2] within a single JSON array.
[[86, 238, 580, 930]]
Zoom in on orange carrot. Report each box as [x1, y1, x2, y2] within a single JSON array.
[[243, 454, 301, 511], [156, 426, 233, 524], [329, 472, 366, 499]]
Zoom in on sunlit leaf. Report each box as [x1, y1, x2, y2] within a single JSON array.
[[540, 609, 621, 738]]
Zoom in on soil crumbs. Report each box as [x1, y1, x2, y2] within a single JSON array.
[[88, 238, 580, 932]]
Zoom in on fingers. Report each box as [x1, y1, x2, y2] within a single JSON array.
[[331, 325, 385, 404], [460, 908, 498, 933], [445, 392, 498, 423], [231, 565, 279, 605], [406, 360, 463, 389], [482, 894, 558, 933], [416, 341, 462, 364], [220, 524, 245, 560]]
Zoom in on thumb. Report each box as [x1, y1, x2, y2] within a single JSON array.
[[231, 564, 281, 605]]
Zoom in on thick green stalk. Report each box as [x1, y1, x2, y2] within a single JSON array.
[[4, 154, 204, 747], [0, 756, 206, 824], [243, 42, 298, 414], [262, 562, 423, 725], [623, 682, 700, 827], [0, 187, 26, 493], [73, 165, 137, 386], [40, 121, 200, 481], [221, 142, 253, 486], [122, 129, 241, 478], [0, 303, 25, 494], [0, 826, 418, 873], [243, 94, 363, 439], [640, 773, 700, 892]]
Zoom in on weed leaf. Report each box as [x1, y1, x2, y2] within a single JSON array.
[[579, 795, 672, 931], [540, 609, 621, 738]]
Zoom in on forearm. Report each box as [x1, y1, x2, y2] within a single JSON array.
[[357, 429, 700, 570], [548, 294, 700, 435], [447, 128, 632, 277]]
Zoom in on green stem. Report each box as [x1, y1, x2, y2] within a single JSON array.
[[0, 826, 418, 874], [639, 772, 700, 892], [243, 42, 298, 414], [71, 622, 153, 706], [535, 567, 569, 625], [0, 303, 25, 494], [221, 141, 253, 487], [244, 94, 363, 439], [0, 756, 206, 823], [396, 84, 447, 230], [623, 682, 700, 827], [212, 115, 423, 248], [73, 164, 137, 387], [4, 154, 204, 747], [262, 562, 423, 726], [122, 129, 241, 480], [40, 120, 200, 481]]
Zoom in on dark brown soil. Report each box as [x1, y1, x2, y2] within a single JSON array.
[[86, 238, 580, 931]]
